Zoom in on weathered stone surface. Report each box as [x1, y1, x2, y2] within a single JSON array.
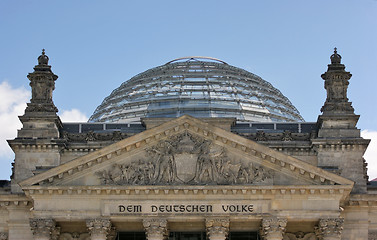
[[143, 219, 167, 240]]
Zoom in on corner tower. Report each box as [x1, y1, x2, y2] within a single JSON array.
[[313, 48, 370, 193], [318, 48, 359, 137], [8, 50, 65, 193], [18, 49, 61, 138]]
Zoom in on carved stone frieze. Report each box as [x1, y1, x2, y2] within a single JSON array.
[[281, 131, 293, 141], [143, 219, 168, 240], [25, 102, 58, 113], [206, 218, 230, 240], [315, 218, 343, 240], [256, 131, 267, 141], [95, 131, 272, 185], [30, 218, 59, 239], [238, 131, 312, 142], [86, 219, 112, 238], [284, 232, 318, 240], [260, 217, 287, 240], [59, 232, 90, 240], [62, 131, 130, 142], [0, 232, 8, 240]]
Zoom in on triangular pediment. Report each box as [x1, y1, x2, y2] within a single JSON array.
[[20, 115, 354, 189]]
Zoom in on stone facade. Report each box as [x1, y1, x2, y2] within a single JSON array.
[[0, 49, 375, 239]]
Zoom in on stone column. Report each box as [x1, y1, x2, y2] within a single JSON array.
[[316, 218, 344, 240], [29, 218, 60, 240], [260, 217, 287, 240], [205, 218, 230, 240], [143, 219, 168, 240], [0, 232, 8, 240], [86, 218, 112, 240]]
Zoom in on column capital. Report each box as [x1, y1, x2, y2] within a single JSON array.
[[86, 218, 112, 239], [260, 217, 287, 240], [315, 218, 343, 240], [205, 218, 230, 240], [30, 218, 60, 240], [143, 219, 168, 240]]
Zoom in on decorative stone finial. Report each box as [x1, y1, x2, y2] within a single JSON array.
[[330, 47, 342, 64], [38, 49, 49, 65], [320, 48, 354, 115]]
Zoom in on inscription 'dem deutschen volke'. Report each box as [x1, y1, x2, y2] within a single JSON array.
[[118, 204, 254, 214]]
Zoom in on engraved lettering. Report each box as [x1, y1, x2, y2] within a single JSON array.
[[221, 205, 253, 213], [119, 205, 125, 212], [151, 205, 158, 212], [119, 205, 142, 213]]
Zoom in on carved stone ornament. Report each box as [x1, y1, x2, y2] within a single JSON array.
[[206, 218, 230, 240], [86, 219, 112, 238], [260, 217, 287, 240], [25, 50, 59, 114], [284, 232, 318, 240], [281, 131, 293, 141], [30, 218, 59, 239], [143, 219, 168, 240], [59, 232, 90, 240], [62, 130, 129, 142], [95, 131, 272, 185], [0, 232, 8, 240], [320, 48, 355, 115], [369, 231, 377, 240], [315, 218, 343, 240], [256, 131, 267, 141]]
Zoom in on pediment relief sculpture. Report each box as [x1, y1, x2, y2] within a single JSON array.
[[19, 116, 354, 188], [95, 131, 272, 185]]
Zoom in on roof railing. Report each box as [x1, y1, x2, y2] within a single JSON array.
[[165, 56, 228, 65]]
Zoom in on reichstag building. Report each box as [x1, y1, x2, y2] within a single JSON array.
[[0, 49, 375, 240]]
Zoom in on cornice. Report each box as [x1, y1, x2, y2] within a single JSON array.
[[0, 194, 32, 207], [347, 194, 377, 207], [22, 185, 351, 198]]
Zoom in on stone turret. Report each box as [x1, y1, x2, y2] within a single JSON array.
[[8, 50, 65, 193], [313, 48, 370, 193], [317, 48, 359, 138], [17, 49, 62, 138]]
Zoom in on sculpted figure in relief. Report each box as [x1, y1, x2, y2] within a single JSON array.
[[284, 232, 318, 240], [96, 131, 272, 185], [149, 141, 178, 184]]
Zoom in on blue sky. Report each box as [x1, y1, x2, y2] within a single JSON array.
[[0, 0, 376, 180]]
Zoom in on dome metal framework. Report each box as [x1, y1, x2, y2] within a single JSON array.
[[89, 57, 304, 123]]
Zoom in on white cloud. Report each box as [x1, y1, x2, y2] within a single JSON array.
[[60, 109, 88, 122], [0, 81, 88, 179], [0, 81, 30, 179], [362, 130, 377, 180], [0, 81, 29, 158]]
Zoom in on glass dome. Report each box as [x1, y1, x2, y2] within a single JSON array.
[[89, 57, 304, 123]]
